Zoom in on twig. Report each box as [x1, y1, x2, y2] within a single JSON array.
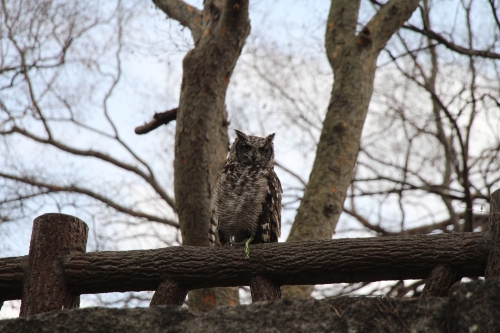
[[135, 108, 178, 135]]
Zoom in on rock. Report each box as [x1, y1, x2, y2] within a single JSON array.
[[1, 279, 500, 333]]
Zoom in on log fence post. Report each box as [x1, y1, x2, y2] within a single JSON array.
[[485, 189, 500, 278], [19, 213, 88, 317]]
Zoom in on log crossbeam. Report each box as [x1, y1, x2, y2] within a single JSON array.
[[0, 232, 491, 301]]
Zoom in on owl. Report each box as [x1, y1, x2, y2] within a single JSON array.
[[209, 130, 282, 256]]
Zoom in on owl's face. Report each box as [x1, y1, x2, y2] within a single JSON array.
[[231, 130, 275, 165]]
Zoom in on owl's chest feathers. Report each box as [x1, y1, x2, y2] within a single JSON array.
[[217, 163, 269, 236], [225, 164, 268, 196]]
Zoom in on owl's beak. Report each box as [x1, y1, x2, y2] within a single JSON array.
[[251, 151, 257, 162]]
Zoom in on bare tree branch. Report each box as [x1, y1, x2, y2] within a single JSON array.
[[362, 0, 421, 52], [1, 126, 176, 211], [488, 0, 500, 31], [402, 24, 500, 59], [135, 108, 178, 135], [344, 206, 448, 236], [275, 161, 306, 187], [153, 0, 202, 43], [0, 171, 179, 228]]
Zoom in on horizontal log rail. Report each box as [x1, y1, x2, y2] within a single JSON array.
[[0, 231, 491, 300]]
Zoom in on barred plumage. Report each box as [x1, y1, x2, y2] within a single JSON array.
[[209, 130, 282, 249]]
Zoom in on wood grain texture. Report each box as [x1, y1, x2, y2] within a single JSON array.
[[19, 214, 88, 316]]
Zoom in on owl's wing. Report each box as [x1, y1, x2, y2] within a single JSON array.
[[209, 170, 226, 247], [259, 170, 282, 243], [269, 170, 282, 240], [208, 213, 219, 247]]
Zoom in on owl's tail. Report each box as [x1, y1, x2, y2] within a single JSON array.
[[208, 215, 218, 247]]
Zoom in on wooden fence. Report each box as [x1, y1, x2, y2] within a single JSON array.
[[1, 190, 500, 317]]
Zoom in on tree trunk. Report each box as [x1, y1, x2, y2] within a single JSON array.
[[284, 0, 420, 298], [169, 0, 250, 311]]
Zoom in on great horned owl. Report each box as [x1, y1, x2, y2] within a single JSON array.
[[209, 130, 282, 256]]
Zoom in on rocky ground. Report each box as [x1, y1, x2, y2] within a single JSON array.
[[1, 278, 499, 333]]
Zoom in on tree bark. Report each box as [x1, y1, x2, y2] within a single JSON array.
[[485, 189, 500, 278], [284, 0, 421, 298], [19, 214, 88, 317], [0, 232, 489, 301], [135, 108, 178, 135], [150, 279, 188, 306], [250, 276, 281, 302], [420, 264, 460, 298]]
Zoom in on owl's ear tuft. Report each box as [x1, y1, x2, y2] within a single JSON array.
[[235, 129, 248, 141], [265, 133, 275, 142]]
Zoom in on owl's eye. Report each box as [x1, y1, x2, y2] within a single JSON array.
[[242, 144, 251, 151], [258, 147, 268, 153]]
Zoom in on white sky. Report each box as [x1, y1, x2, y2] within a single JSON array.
[[1, 0, 499, 319]]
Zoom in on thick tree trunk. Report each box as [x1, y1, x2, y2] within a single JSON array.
[[166, 0, 250, 312], [0, 232, 489, 300], [284, 0, 420, 298]]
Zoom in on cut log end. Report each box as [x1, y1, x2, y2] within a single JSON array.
[[20, 214, 88, 317]]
